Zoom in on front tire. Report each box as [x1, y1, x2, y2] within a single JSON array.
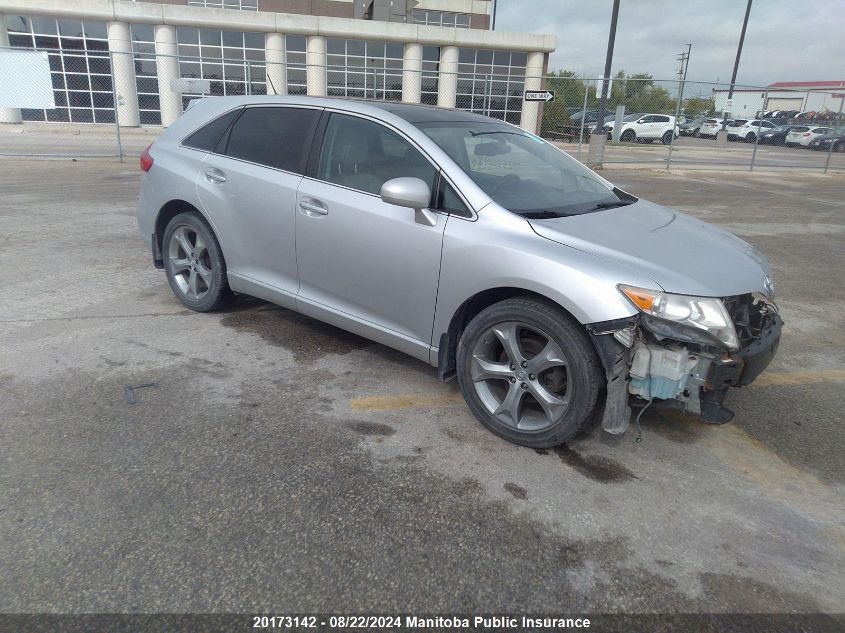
[[162, 211, 232, 312], [745, 132, 756, 143], [456, 298, 603, 448], [621, 129, 636, 143], [661, 130, 673, 145]]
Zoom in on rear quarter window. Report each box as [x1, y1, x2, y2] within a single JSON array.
[[182, 108, 242, 152]]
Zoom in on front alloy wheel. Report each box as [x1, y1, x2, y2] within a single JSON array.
[[456, 297, 602, 447]]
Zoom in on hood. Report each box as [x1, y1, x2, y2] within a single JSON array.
[[529, 199, 771, 297]]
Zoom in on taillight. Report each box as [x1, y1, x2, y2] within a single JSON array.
[[140, 143, 154, 172], [803, 132, 811, 136]]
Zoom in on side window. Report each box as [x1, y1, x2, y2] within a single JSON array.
[[437, 177, 472, 218], [182, 108, 241, 151], [654, 115, 670, 123], [638, 115, 653, 123], [224, 107, 320, 173], [317, 114, 437, 196]]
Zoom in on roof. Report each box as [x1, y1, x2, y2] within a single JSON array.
[[713, 80, 845, 93], [768, 81, 845, 89], [368, 102, 503, 124]]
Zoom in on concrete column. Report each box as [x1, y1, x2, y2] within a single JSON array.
[[154, 24, 181, 127], [437, 45, 458, 109], [305, 35, 326, 97], [107, 21, 140, 127], [520, 51, 546, 134], [0, 14, 22, 123], [265, 32, 287, 96], [402, 42, 422, 104]]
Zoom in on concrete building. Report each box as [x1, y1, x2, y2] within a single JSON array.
[[0, 0, 555, 132], [713, 80, 845, 118]]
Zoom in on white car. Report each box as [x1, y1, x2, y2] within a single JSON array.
[[785, 126, 832, 147], [698, 118, 724, 138], [604, 113, 678, 144], [725, 119, 777, 142]]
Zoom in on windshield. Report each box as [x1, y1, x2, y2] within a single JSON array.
[[416, 121, 634, 217]]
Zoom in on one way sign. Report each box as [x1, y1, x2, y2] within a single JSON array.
[[524, 90, 555, 102]]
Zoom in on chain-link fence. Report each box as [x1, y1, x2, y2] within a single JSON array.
[[1, 45, 843, 173], [539, 75, 845, 172]]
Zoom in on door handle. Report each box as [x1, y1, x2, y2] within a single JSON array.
[[298, 199, 329, 216], [204, 169, 226, 184]]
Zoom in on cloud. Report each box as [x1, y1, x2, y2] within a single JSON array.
[[496, 0, 845, 87]]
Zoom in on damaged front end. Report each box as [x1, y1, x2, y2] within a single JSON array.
[[588, 290, 782, 435]]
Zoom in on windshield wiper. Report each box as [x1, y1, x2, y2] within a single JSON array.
[[590, 200, 634, 211], [469, 130, 525, 137]]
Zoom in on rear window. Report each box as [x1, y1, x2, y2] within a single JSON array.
[[704, 119, 718, 124], [224, 106, 320, 174], [811, 127, 830, 133], [182, 108, 241, 152], [791, 126, 809, 132]]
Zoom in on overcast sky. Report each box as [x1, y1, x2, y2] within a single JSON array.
[[496, 0, 845, 88]]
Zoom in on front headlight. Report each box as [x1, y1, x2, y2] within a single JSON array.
[[619, 285, 739, 351]]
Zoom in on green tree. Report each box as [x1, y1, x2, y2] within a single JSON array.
[[541, 70, 588, 135], [683, 96, 716, 117]]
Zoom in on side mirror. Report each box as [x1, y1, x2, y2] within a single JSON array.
[[637, 119, 647, 124], [380, 177, 437, 227]]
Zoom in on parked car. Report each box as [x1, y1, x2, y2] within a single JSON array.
[[809, 126, 845, 152], [725, 119, 778, 142], [698, 118, 725, 138], [757, 125, 798, 145], [137, 96, 781, 447], [785, 125, 833, 147], [679, 117, 707, 137], [604, 113, 679, 144]]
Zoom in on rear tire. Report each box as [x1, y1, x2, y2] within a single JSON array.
[[162, 211, 232, 312], [745, 132, 756, 143], [456, 297, 603, 448], [661, 131, 673, 145]]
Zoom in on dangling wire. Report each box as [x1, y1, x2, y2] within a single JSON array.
[[634, 398, 653, 443]]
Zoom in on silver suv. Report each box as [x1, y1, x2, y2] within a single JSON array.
[[137, 96, 782, 447]]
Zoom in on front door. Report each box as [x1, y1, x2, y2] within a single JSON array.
[[295, 112, 446, 347]]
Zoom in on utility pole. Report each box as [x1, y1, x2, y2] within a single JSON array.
[[723, 0, 753, 128], [594, 0, 621, 133], [490, 0, 498, 30]]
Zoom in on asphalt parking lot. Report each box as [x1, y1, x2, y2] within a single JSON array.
[[1, 160, 844, 617]]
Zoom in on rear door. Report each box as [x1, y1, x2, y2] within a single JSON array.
[[196, 105, 322, 300], [295, 111, 446, 347]]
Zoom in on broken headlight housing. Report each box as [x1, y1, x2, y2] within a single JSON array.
[[618, 285, 739, 351]]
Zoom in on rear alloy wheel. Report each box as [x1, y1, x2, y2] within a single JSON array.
[[163, 212, 232, 312], [837, 142, 845, 153], [456, 298, 602, 447], [661, 130, 673, 144], [621, 129, 636, 143]]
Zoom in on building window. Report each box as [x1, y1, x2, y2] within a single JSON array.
[[5, 15, 114, 124], [186, 0, 259, 10], [421, 45, 440, 106], [131, 24, 161, 125], [176, 27, 266, 111], [325, 39, 403, 101], [286, 35, 307, 95], [412, 10, 471, 28], [456, 49, 527, 124]]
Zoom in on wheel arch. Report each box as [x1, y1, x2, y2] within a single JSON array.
[[436, 287, 584, 381], [153, 199, 212, 267]]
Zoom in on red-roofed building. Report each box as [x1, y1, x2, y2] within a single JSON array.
[[713, 81, 844, 117]]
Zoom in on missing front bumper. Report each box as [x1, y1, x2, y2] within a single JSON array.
[[588, 313, 783, 434]]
